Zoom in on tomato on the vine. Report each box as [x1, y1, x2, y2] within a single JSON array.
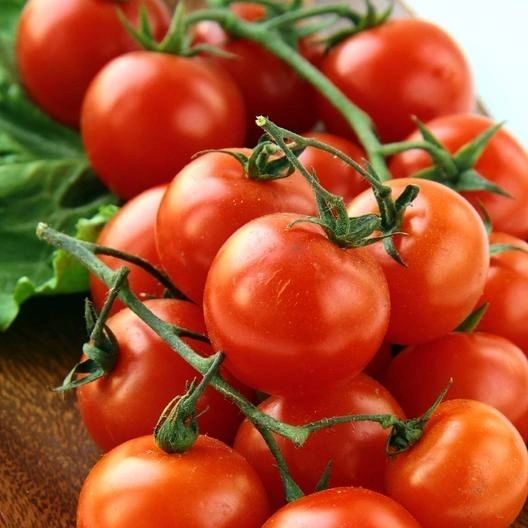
[[348, 178, 489, 345], [16, 0, 170, 128], [77, 299, 248, 451], [156, 150, 315, 304], [390, 114, 528, 239], [90, 185, 167, 316], [234, 374, 404, 508], [77, 435, 270, 528], [204, 212, 390, 396], [262, 487, 421, 528], [319, 19, 474, 142], [81, 51, 246, 199], [386, 399, 528, 528]]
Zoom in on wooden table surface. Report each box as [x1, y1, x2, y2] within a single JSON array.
[[0, 294, 527, 527]]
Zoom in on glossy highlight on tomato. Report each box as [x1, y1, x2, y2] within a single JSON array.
[[77, 435, 270, 528], [204, 212, 390, 396], [16, 0, 170, 127]]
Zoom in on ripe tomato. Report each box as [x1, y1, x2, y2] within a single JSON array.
[[77, 299, 247, 451], [386, 399, 528, 528], [390, 114, 528, 239], [476, 232, 528, 355], [156, 150, 316, 304], [204, 212, 390, 396], [348, 178, 489, 345], [262, 487, 421, 528], [81, 51, 246, 200], [90, 185, 166, 316], [319, 19, 474, 143], [77, 435, 270, 528], [383, 331, 528, 440], [16, 0, 170, 128], [234, 374, 404, 509], [298, 132, 369, 203]]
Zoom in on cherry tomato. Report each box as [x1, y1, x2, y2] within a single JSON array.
[[194, 10, 318, 144], [319, 19, 474, 143], [77, 299, 247, 451], [77, 435, 270, 528], [204, 212, 390, 396], [16, 0, 170, 128], [383, 331, 528, 440], [234, 374, 404, 508], [298, 132, 369, 202], [156, 150, 315, 304], [386, 399, 528, 528], [81, 51, 246, 200], [348, 178, 489, 345], [390, 114, 528, 239], [476, 232, 528, 355], [262, 487, 421, 528], [90, 185, 166, 316]]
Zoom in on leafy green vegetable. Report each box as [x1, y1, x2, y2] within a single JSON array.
[[0, 0, 117, 330]]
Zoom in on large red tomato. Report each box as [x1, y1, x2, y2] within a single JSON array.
[[204, 212, 390, 396], [156, 150, 315, 304], [383, 331, 528, 440], [77, 299, 247, 451], [476, 232, 528, 355], [16, 0, 170, 127], [77, 435, 270, 528], [386, 400, 528, 528], [234, 374, 404, 508], [262, 487, 421, 528], [81, 52, 246, 199], [390, 114, 528, 239], [90, 185, 167, 316], [319, 19, 474, 142], [348, 178, 489, 345]]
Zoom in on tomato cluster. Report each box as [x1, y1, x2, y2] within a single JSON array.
[[18, 0, 528, 526]]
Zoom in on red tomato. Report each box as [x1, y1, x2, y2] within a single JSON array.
[[383, 332, 528, 440], [390, 114, 528, 239], [81, 51, 246, 200], [298, 132, 369, 202], [77, 435, 270, 528], [204, 212, 390, 396], [194, 14, 318, 144], [348, 178, 489, 345], [386, 399, 528, 528], [476, 232, 528, 355], [156, 150, 316, 304], [319, 19, 474, 143], [262, 487, 421, 528], [364, 341, 393, 381], [16, 0, 170, 128], [90, 185, 166, 316], [234, 374, 404, 508], [77, 299, 247, 451]]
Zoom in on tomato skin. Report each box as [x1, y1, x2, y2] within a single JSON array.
[[77, 299, 247, 451], [81, 51, 246, 200], [90, 185, 166, 316], [319, 19, 474, 143], [476, 233, 528, 355], [386, 399, 528, 528], [204, 212, 390, 396], [348, 178, 489, 345], [390, 114, 528, 239], [383, 332, 528, 440], [262, 487, 422, 528], [234, 374, 404, 508], [156, 150, 316, 304], [16, 0, 170, 128], [298, 132, 369, 202], [77, 435, 271, 528]]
